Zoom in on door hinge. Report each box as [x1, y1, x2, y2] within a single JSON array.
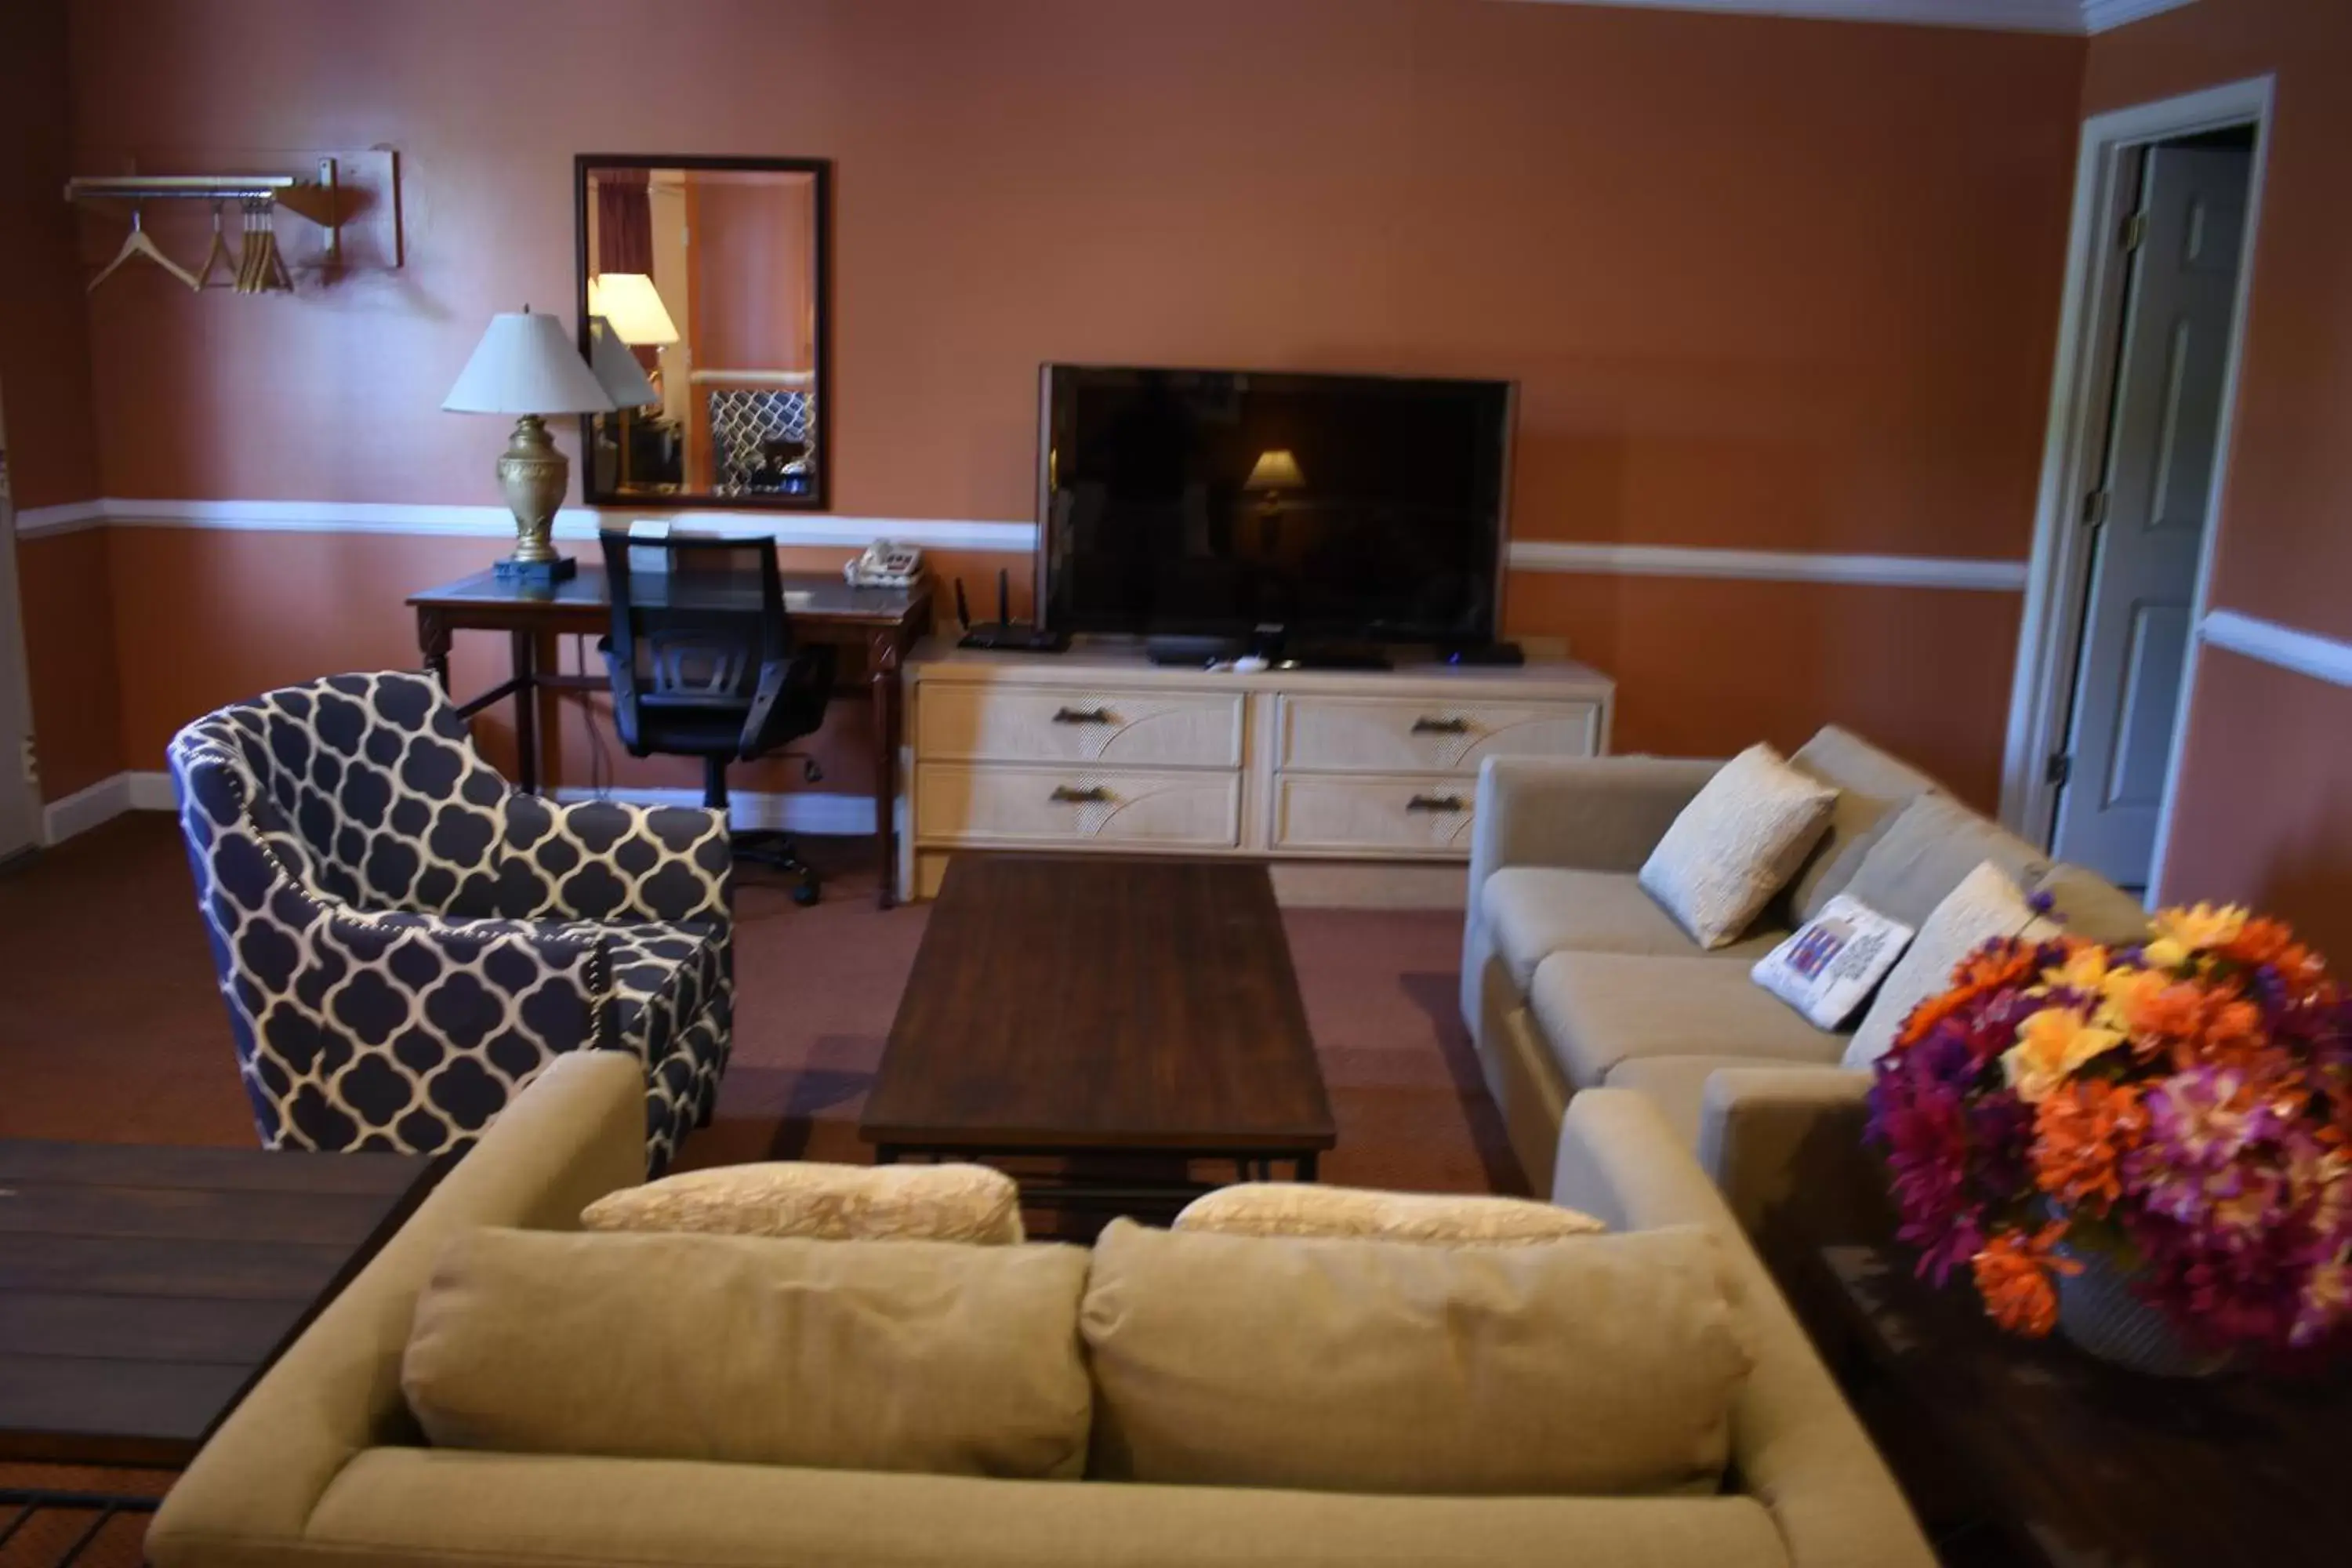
[[2081, 488, 2111, 528], [2046, 753, 2073, 787], [2121, 210, 2148, 252], [18, 735, 35, 789]]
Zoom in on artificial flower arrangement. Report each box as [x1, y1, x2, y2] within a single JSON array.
[[1867, 902, 2352, 1362]]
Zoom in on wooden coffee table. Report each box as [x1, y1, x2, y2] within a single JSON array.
[[0, 1139, 443, 1469], [861, 856, 1336, 1218]]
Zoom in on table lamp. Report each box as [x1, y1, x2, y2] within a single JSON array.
[[1245, 448, 1305, 552], [443, 307, 615, 585], [587, 273, 680, 347]]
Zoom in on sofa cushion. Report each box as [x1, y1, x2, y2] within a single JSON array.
[[1484, 869, 1787, 991], [2033, 861, 2151, 947], [582, 1160, 1025, 1244], [1639, 745, 1837, 949], [1173, 1182, 1606, 1247], [1784, 726, 1944, 922], [1081, 1218, 1751, 1497], [1845, 861, 2059, 1070], [1835, 793, 2049, 931], [403, 1227, 1092, 1479], [1530, 953, 1847, 1090], [1601, 1056, 1778, 1154]]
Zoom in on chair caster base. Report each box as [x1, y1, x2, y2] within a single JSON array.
[[791, 878, 822, 908]]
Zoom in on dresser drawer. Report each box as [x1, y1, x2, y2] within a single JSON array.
[[1269, 775, 1477, 857], [916, 764, 1240, 850], [916, 684, 1244, 768], [1276, 695, 1599, 775]]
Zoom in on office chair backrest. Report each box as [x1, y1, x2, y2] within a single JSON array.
[[601, 532, 793, 757]]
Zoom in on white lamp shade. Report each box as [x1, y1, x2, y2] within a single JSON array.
[[587, 317, 659, 408], [588, 272, 680, 346], [442, 310, 615, 416], [1245, 448, 1305, 492]]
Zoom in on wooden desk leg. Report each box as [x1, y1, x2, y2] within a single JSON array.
[[510, 629, 540, 793], [419, 608, 452, 690], [869, 630, 905, 910]]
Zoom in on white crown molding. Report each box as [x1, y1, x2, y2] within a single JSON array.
[[2199, 608, 2352, 690], [2080, 0, 2200, 32], [1507, 539, 2029, 590], [15, 496, 1035, 551], [1504, 0, 2194, 34], [25, 496, 2031, 590], [12, 499, 107, 537]]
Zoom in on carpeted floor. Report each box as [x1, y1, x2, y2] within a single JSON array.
[[0, 814, 1522, 1195], [1, 815, 1518, 1563]]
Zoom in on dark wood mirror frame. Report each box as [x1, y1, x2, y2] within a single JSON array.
[[573, 153, 833, 513]]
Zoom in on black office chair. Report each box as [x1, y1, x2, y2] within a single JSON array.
[[600, 531, 837, 906]]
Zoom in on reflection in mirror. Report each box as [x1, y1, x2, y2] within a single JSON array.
[[576, 157, 830, 510]]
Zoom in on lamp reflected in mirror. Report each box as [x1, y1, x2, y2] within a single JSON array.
[[575, 156, 831, 510]]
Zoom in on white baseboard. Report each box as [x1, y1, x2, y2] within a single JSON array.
[[41, 774, 133, 844], [40, 770, 176, 845], [551, 786, 876, 837]]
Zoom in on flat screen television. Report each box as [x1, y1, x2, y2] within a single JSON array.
[[1036, 365, 1514, 648]]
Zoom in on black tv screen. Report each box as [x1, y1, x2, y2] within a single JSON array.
[[1037, 365, 1513, 644]]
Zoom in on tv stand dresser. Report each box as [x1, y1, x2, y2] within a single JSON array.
[[899, 640, 1614, 906]]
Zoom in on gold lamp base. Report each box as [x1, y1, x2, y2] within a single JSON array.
[[493, 414, 577, 585]]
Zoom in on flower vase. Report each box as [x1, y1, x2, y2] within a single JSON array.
[[2053, 1243, 2231, 1378]]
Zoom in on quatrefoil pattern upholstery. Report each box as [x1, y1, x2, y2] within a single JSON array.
[[169, 671, 734, 1171]]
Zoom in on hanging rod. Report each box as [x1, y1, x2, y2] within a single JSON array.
[[66, 175, 300, 201]]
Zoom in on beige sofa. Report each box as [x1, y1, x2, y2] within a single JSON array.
[[1462, 727, 2147, 1221], [150, 1051, 1934, 1568]]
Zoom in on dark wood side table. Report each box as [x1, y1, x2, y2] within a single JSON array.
[[862, 856, 1336, 1230], [0, 1140, 443, 1469], [1780, 1229, 2352, 1567], [408, 565, 932, 909]]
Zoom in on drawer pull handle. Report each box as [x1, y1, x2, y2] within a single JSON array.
[[1051, 706, 1114, 725], [1410, 716, 1471, 735], [1406, 793, 1465, 814], [1051, 785, 1112, 804]]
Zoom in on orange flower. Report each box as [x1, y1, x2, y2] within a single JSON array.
[[2222, 916, 2327, 989], [1972, 1223, 2080, 1338], [2032, 1081, 2148, 1212], [1898, 938, 2045, 1050]]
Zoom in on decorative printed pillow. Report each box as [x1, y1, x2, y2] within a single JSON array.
[[1751, 895, 1916, 1031], [1639, 744, 1838, 949], [1173, 1183, 1606, 1247], [1842, 861, 2059, 1070], [581, 1161, 1024, 1244]]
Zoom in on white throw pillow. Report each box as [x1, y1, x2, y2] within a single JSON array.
[[1639, 744, 1838, 949], [1751, 895, 1915, 1031], [1842, 861, 2058, 1069], [1173, 1183, 1606, 1247], [580, 1161, 1024, 1244]]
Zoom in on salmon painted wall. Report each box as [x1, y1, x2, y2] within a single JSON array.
[[2, 0, 122, 800], [2082, 0, 2352, 923], [49, 0, 2085, 804]]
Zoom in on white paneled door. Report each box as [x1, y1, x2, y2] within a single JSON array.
[[2053, 141, 2252, 891]]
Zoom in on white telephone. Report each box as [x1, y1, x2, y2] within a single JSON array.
[[846, 539, 925, 590]]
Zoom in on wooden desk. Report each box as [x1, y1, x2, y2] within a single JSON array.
[[408, 565, 931, 909]]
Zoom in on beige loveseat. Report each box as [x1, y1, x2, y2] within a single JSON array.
[[1461, 727, 2148, 1220], [149, 1051, 1933, 1568]]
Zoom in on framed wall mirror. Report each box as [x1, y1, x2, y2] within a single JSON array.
[[574, 154, 832, 511]]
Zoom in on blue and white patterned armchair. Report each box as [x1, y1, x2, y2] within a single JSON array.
[[167, 671, 733, 1172]]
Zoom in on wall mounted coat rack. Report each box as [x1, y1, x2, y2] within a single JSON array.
[[66, 158, 354, 292]]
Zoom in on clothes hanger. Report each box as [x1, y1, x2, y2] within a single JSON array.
[[234, 197, 293, 294], [194, 201, 238, 289], [88, 204, 201, 293]]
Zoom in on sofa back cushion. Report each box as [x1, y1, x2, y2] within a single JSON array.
[[1784, 726, 1944, 923], [403, 1227, 1093, 1478], [1834, 792, 2049, 931], [1081, 1218, 1751, 1497]]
